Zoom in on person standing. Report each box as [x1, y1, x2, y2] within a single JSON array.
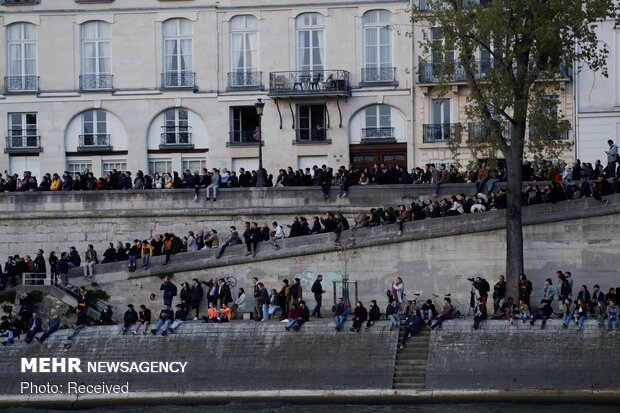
[[518, 274, 533, 310], [218, 278, 233, 309], [605, 139, 618, 177], [160, 277, 177, 307], [252, 277, 261, 320], [492, 275, 506, 314], [190, 278, 204, 320], [311, 274, 325, 318]]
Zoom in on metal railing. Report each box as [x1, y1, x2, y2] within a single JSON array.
[[418, 60, 491, 83], [361, 127, 395, 140], [529, 123, 570, 141], [6, 135, 41, 150], [269, 70, 351, 95], [80, 74, 113, 91], [4, 75, 39, 93], [2, 0, 41, 4], [468, 121, 513, 142], [227, 71, 263, 89], [79, 134, 110, 148], [296, 127, 328, 143], [361, 67, 397, 84], [229, 130, 260, 145], [161, 71, 196, 89], [422, 123, 458, 143], [22, 272, 50, 286], [160, 130, 192, 146]]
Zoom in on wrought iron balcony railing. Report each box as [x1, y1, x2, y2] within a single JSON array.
[[78, 134, 112, 151], [161, 71, 196, 89], [5, 135, 42, 154], [228, 130, 261, 146], [80, 74, 113, 91], [361, 127, 395, 140], [468, 121, 513, 142], [160, 128, 194, 149], [227, 71, 263, 90], [529, 122, 570, 141], [418, 60, 491, 83], [5, 75, 39, 93], [417, 0, 491, 12], [269, 70, 351, 96], [360, 67, 397, 85], [422, 123, 458, 143], [295, 127, 330, 144]]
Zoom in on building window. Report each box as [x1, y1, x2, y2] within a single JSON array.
[[67, 161, 93, 176], [423, 99, 452, 142], [81, 110, 109, 147], [102, 159, 127, 175], [229, 15, 260, 88], [363, 105, 393, 139], [229, 106, 259, 144], [162, 108, 191, 145], [148, 159, 172, 175], [296, 13, 324, 74], [362, 10, 394, 83], [297, 104, 327, 142], [8, 113, 39, 149], [80, 21, 112, 90], [6, 23, 38, 92], [162, 18, 194, 88], [182, 158, 206, 173]]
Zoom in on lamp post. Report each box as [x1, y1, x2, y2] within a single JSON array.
[[255, 98, 266, 187]]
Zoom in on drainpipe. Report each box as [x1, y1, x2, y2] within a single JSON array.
[[409, 0, 416, 169], [573, 40, 579, 160]]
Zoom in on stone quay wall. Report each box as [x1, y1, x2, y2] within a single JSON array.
[[0, 183, 506, 258]]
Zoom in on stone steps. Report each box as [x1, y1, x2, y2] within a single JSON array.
[[392, 326, 431, 390]]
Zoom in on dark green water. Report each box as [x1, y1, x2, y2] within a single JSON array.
[[4, 403, 619, 413]]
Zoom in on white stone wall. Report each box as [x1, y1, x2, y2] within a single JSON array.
[[0, 0, 415, 175]]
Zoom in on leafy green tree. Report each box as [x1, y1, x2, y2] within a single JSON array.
[[413, 0, 616, 295]]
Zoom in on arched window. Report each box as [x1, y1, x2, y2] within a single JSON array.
[[295, 13, 324, 73], [6, 23, 37, 92], [362, 10, 393, 83], [162, 19, 194, 88], [364, 105, 393, 138], [229, 15, 259, 87], [80, 110, 109, 148], [80, 21, 112, 90]]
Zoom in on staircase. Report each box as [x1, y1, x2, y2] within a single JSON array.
[[392, 325, 431, 390]]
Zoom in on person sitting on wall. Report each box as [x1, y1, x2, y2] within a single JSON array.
[[36, 309, 60, 343], [136, 305, 151, 335], [349, 301, 368, 333], [472, 297, 488, 330], [170, 304, 187, 333], [151, 304, 174, 336], [399, 308, 423, 350], [530, 300, 553, 329], [385, 299, 399, 331], [121, 304, 139, 335], [332, 297, 348, 332], [98, 305, 115, 325], [202, 302, 219, 323], [421, 299, 437, 326], [430, 298, 455, 330], [24, 313, 43, 344], [217, 303, 232, 323], [364, 300, 381, 331]]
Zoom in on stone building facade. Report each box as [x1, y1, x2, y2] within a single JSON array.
[[0, 0, 576, 178]]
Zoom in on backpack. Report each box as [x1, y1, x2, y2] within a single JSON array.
[[170, 283, 178, 297]]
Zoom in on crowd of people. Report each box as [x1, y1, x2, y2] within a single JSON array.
[[3, 269, 618, 348]]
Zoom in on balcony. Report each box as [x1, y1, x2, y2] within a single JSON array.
[[78, 134, 112, 152], [4, 76, 39, 93], [361, 127, 396, 144], [468, 121, 512, 142], [161, 71, 196, 89], [160, 128, 194, 150], [5, 135, 42, 154], [529, 121, 570, 141], [418, 60, 491, 84], [293, 128, 331, 145], [422, 123, 458, 143], [360, 67, 398, 87], [269, 70, 351, 97], [227, 131, 262, 147], [80, 74, 113, 91], [227, 71, 263, 91]]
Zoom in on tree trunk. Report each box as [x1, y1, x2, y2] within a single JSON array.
[[504, 150, 525, 300]]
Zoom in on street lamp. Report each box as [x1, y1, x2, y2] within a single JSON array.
[[255, 98, 266, 187]]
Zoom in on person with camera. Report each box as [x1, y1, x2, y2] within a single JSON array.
[[470, 276, 490, 304]]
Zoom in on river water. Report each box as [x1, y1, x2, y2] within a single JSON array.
[[4, 403, 618, 413]]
